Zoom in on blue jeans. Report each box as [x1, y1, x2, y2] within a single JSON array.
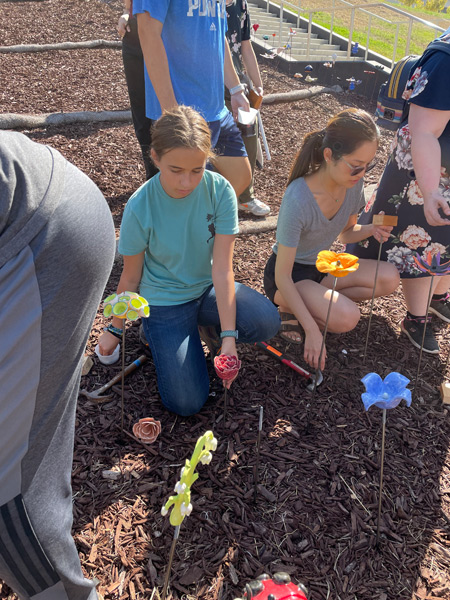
[[141, 283, 280, 416]]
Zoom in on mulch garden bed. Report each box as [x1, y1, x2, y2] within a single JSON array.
[[1, 2, 450, 599]]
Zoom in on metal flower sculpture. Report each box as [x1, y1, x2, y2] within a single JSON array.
[[161, 431, 217, 600], [103, 291, 149, 320], [306, 252, 360, 421], [414, 251, 450, 275], [316, 250, 359, 278], [361, 372, 412, 545], [361, 372, 412, 410], [102, 291, 150, 431]]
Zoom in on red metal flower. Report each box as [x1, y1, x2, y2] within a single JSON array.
[[214, 355, 241, 381]]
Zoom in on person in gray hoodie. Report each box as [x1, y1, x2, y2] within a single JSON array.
[[0, 131, 116, 600]]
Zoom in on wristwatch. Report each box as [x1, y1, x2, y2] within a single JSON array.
[[220, 330, 239, 340]]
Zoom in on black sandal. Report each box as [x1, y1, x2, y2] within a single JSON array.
[[279, 312, 303, 345]]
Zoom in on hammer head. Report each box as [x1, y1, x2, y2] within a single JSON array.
[[79, 388, 114, 403]]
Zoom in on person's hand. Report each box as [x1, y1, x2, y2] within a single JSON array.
[[230, 91, 250, 120], [255, 86, 264, 98], [219, 338, 238, 389], [98, 331, 120, 356], [372, 225, 393, 243], [304, 328, 326, 371], [117, 13, 130, 38], [424, 189, 450, 227]]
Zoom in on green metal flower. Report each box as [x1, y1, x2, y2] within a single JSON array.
[[161, 431, 217, 526], [103, 291, 149, 320]]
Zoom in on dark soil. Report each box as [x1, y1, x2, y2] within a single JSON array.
[[1, 2, 450, 600]]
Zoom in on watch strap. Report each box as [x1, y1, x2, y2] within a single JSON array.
[[220, 330, 239, 340]]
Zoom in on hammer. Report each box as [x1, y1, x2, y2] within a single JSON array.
[[79, 354, 148, 403]]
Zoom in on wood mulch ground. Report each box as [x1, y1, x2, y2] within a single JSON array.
[[1, 2, 450, 600]]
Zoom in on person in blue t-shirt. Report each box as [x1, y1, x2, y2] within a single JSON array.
[[99, 106, 280, 416], [132, 0, 252, 198]]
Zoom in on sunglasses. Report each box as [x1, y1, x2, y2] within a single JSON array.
[[340, 157, 377, 177]]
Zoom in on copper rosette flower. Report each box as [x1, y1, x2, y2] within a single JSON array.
[[414, 251, 450, 276], [214, 354, 241, 381], [132, 417, 161, 444], [316, 251, 359, 277], [103, 291, 150, 321]]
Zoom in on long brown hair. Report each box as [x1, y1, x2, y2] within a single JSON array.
[[151, 105, 214, 160], [288, 108, 379, 185]]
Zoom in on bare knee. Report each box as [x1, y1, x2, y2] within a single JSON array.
[[377, 263, 400, 296], [331, 304, 360, 333]]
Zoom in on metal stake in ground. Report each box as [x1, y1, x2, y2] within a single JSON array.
[[363, 214, 398, 364], [307, 252, 360, 427], [162, 525, 180, 600], [412, 251, 450, 394], [214, 355, 241, 431], [413, 274, 435, 396], [121, 327, 126, 431], [361, 372, 411, 546], [253, 405, 263, 503], [376, 408, 387, 546], [309, 276, 337, 406], [102, 292, 150, 430]]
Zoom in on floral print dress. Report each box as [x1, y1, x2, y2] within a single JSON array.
[[347, 37, 450, 278]]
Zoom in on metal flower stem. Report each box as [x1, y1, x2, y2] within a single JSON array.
[[162, 525, 180, 600], [222, 388, 228, 433], [121, 327, 126, 432], [413, 275, 435, 395], [253, 406, 263, 503], [310, 276, 338, 404], [444, 325, 450, 376], [363, 241, 383, 364], [376, 408, 387, 546]]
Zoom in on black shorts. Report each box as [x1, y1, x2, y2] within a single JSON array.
[[263, 252, 326, 304]]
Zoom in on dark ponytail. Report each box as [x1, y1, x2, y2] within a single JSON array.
[[287, 108, 379, 185], [288, 129, 326, 184]]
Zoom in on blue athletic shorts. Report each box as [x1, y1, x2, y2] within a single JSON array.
[[208, 110, 247, 158]]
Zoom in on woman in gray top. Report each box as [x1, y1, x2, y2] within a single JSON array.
[[264, 109, 399, 371]]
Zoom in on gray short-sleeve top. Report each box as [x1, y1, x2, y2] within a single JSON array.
[[273, 177, 365, 264]]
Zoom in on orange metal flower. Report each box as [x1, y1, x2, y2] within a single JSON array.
[[316, 251, 359, 277], [132, 417, 161, 444]]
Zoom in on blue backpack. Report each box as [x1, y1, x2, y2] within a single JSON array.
[[376, 40, 450, 130]]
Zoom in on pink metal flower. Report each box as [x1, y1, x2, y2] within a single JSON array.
[[214, 355, 241, 381], [132, 417, 161, 444]]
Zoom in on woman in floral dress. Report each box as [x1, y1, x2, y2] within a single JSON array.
[[347, 28, 450, 354]]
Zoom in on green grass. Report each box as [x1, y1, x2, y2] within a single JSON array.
[[277, 0, 449, 60], [310, 11, 442, 58]]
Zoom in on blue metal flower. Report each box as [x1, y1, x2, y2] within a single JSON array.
[[361, 372, 412, 411]]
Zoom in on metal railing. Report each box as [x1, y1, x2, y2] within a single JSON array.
[[260, 0, 446, 66]]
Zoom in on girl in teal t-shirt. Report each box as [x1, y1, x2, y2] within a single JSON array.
[[99, 106, 279, 416]]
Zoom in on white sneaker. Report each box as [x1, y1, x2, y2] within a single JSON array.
[[238, 198, 271, 217]]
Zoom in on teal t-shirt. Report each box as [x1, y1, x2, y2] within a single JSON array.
[[118, 170, 239, 305]]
